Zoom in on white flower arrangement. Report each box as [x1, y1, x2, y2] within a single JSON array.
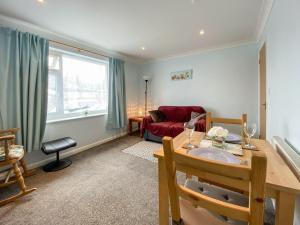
[[207, 126, 229, 139]]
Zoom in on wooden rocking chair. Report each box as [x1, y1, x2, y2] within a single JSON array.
[[0, 128, 36, 206]]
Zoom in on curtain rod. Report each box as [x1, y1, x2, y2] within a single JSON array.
[[49, 40, 109, 59]]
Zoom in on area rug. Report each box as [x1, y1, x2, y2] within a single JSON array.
[[122, 141, 162, 163]]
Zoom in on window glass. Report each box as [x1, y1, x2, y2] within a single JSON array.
[[47, 48, 108, 121], [48, 54, 60, 70], [48, 72, 58, 114]]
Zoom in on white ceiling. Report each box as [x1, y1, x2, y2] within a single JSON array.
[[0, 0, 265, 61]]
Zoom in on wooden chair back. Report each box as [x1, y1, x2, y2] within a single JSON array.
[[0, 128, 20, 162], [162, 136, 267, 225], [0, 128, 19, 143], [0, 128, 36, 206], [206, 112, 247, 138]]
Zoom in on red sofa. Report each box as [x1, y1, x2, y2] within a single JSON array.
[[142, 106, 206, 142]]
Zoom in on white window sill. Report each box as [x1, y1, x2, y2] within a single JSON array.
[[46, 113, 107, 124]]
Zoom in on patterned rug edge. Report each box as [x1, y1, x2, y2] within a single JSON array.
[[121, 141, 162, 163]]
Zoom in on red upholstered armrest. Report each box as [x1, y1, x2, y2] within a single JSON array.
[[141, 116, 153, 135], [195, 118, 206, 132], [142, 116, 153, 129]]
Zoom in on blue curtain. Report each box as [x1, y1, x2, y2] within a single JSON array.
[[107, 58, 127, 129], [0, 27, 49, 152]]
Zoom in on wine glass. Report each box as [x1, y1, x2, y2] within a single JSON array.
[[184, 122, 195, 149], [243, 122, 257, 149]]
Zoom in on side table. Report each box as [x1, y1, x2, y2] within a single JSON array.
[[128, 116, 144, 136]]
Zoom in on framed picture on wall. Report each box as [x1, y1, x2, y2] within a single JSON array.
[[171, 69, 193, 81]]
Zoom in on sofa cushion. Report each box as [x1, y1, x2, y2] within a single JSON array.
[[191, 111, 206, 121], [149, 122, 175, 137], [170, 122, 185, 137], [158, 106, 180, 122], [148, 122, 185, 138], [148, 110, 166, 122], [158, 106, 206, 123], [142, 106, 207, 138]]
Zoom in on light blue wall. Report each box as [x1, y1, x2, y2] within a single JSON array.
[[25, 61, 140, 166], [259, 0, 300, 150], [258, 0, 300, 224], [139, 44, 259, 127], [0, 16, 141, 167]]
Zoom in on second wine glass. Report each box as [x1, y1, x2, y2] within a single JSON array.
[[184, 122, 195, 149], [243, 122, 257, 149]]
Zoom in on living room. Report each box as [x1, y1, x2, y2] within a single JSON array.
[[0, 0, 299, 225]]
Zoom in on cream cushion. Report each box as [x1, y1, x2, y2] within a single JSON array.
[[181, 179, 275, 225], [0, 145, 24, 161]]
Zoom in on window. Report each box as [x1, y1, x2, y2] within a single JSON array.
[[47, 47, 108, 122]]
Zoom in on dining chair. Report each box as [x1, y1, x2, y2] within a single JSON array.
[[206, 112, 247, 138], [0, 128, 36, 206], [162, 136, 267, 225]]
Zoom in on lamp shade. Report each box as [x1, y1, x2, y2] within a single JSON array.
[[143, 75, 151, 81]]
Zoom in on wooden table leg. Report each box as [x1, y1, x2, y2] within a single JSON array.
[[158, 158, 169, 225], [137, 122, 141, 135], [275, 191, 296, 225], [128, 119, 133, 135]]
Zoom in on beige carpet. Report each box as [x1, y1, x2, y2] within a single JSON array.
[[0, 135, 160, 225]]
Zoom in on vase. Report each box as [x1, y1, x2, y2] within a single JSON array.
[[212, 137, 226, 149]]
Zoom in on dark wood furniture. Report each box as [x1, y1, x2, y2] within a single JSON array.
[[128, 116, 144, 136]]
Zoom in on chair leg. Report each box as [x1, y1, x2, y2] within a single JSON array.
[[186, 174, 192, 179], [5, 169, 13, 183], [0, 163, 36, 206], [13, 163, 26, 192], [0, 188, 36, 206], [19, 158, 35, 177], [0, 180, 18, 188], [0, 169, 18, 188], [172, 219, 184, 225]]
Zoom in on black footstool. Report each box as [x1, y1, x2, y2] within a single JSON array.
[[41, 137, 77, 172]]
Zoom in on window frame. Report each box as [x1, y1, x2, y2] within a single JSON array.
[[47, 47, 109, 123]]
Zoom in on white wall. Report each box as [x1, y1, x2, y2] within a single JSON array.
[[258, 0, 300, 224], [139, 44, 259, 126]]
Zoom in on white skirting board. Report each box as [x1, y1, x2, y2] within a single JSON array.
[[0, 131, 130, 180], [27, 131, 128, 170]]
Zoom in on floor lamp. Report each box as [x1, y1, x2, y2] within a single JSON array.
[[143, 76, 151, 117]]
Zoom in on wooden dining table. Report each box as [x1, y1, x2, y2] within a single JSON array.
[[153, 131, 300, 225]]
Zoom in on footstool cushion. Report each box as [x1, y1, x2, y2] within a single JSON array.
[[42, 137, 76, 155]]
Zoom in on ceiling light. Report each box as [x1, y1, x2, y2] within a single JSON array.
[[37, 0, 45, 3], [199, 29, 205, 36], [141, 46, 146, 51]]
